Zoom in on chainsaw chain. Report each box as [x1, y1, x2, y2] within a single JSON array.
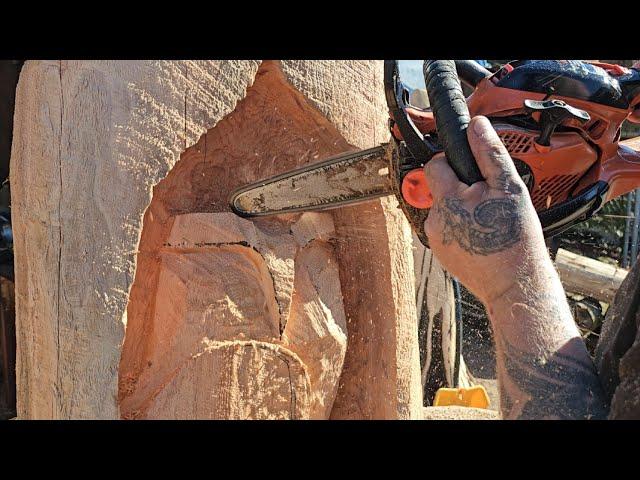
[[391, 143, 430, 247]]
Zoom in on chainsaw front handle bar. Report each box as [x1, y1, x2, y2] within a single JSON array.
[[424, 60, 484, 185], [454, 60, 492, 89], [383, 60, 437, 160]]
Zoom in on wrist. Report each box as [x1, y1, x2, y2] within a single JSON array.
[[480, 253, 559, 310]]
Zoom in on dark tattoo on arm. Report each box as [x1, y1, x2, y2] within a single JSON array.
[[437, 197, 523, 255], [496, 335, 608, 419]]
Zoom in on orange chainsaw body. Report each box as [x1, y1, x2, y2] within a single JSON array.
[[392, 61, 640, 213]]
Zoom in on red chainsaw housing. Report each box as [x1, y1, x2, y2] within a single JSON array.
[[392, 68, 640, 212]]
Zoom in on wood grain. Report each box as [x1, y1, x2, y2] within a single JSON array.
[[555, 248, 627, 303], [12, 60, 423, 419]]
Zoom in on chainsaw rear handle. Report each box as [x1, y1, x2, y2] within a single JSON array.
[[424, 60, 484, 185]]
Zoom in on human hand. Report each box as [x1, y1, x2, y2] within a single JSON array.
[[422, 117, 608, 420], [423, 116, 553, 305]]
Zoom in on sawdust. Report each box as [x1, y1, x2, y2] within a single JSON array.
[[423, 406, 500, 420]]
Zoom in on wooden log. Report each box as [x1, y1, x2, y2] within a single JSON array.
[[622, 135, 640, 150], [554, 248, 627, 303], [11, 60, 423, 419]]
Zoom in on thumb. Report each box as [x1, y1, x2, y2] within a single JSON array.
[[466, 116, 520, 191]]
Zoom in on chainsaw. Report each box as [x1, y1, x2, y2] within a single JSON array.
[[229, 60, 640, 248], [229, 59, 640, 405]]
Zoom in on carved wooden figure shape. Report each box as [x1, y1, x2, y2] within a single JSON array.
[[119, 63, 354, 419], [120, 212, 346, 419]]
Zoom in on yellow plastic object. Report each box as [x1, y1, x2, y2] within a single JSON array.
[[433, 386, 490, 409]]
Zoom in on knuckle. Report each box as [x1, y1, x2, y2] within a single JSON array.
[[424, 215, 436, 237], [423, 161, 433, 176], [508, 179, 525, 195], [484, 140, 509, 161], [423, 157, 441, 178]]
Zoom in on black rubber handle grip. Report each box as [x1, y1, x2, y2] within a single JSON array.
[[454, 60, 491, 89], [423, 60, 483, 185]]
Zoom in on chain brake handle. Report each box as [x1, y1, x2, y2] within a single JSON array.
[[384, 60, 485, 246], [383, 61, 441, 162], [383, 60, 440, 246], [384, 60, 442, 216]]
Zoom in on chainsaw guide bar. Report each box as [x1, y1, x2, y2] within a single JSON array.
[[229, 144, 394, 217]]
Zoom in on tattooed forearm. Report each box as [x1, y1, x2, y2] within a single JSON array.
[[495, 334, 608, 420], [424, 116, 608, 419], [490, 286, 609, 419], [437, 197, 523, 255]]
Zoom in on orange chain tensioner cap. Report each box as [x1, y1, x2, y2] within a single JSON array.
[[401, 168, 433, 209]]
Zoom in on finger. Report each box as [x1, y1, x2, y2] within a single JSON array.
[[424, 153, 465, 199], [467, 116, 520, 190], [461, 181, 488, 202]]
